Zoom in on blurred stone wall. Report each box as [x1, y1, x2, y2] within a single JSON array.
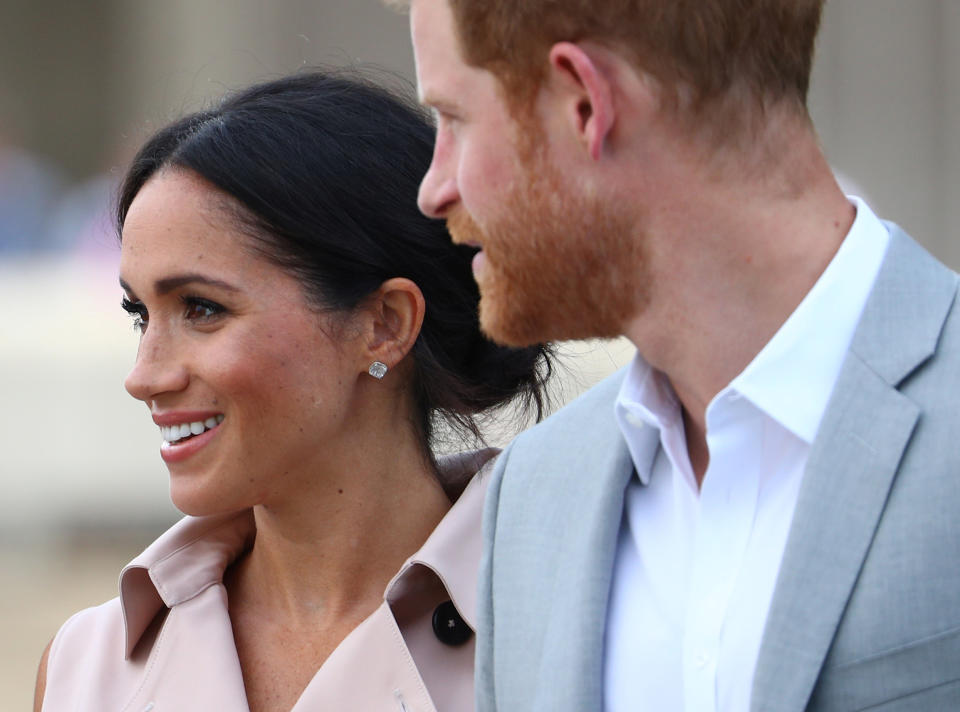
[[811, 0, 960, 267], [3, 0, 957, 259], [1, 0, 416, 178]]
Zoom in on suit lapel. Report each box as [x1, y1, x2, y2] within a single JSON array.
[[751, 227, 958, 712], [749, 358, 918, 712], [531, 402, 655, 711]]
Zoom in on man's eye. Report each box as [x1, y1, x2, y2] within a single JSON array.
[[433, 108, 459, 127]]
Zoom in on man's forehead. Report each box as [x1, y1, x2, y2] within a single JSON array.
[[410, 0, 461, 99], [409, 0, 445, 41]]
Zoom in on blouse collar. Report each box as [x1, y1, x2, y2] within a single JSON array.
[[118, 448, 498, 659]]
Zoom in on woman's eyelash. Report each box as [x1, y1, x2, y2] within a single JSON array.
[[120, 295, 226, 332], [121, 297, 148, 332]]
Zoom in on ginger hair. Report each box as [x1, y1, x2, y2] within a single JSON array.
[[397, 0, 825, 137]]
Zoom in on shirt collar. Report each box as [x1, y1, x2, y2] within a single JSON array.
[[118, 448, 498, 659], [615, 197, 891, 471], [730, 197, 890, 443], [615, 356, 678, 485]]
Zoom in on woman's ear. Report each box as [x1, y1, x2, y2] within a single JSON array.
[[358, 277, 425, 377]]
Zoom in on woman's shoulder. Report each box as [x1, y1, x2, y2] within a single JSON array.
[[52, 596, 126, 648], [40, 511, 256, 710], [41, 596, 138, 710]]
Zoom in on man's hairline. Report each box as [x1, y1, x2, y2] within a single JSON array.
[[393, 0, 811, 159]]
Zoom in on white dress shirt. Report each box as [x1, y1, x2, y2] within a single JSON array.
[[604, 198, 891, 712]]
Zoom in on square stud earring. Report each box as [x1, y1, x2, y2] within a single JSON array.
[[368, 361, 388, 379]]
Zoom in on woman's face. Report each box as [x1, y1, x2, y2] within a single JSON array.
[[120, 170, 364, 516]]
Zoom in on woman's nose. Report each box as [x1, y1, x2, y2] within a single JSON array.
[[123, 330, 189, 403]]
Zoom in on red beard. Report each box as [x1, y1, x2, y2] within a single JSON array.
[[447, 151, 645, 347]]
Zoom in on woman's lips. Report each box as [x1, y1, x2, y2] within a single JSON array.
[[159, 420, 222, 464]]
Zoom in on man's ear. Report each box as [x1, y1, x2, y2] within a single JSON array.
[[547, 42, 616, 161], [358, 277, 425, 376]]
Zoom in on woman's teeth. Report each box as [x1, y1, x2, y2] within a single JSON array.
[[161, 415, 224, 444]]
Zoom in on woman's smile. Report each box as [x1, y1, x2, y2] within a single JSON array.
[[158, 420, 223, 464], [152, 411, 226, 463], [160, 414, 224, 445]]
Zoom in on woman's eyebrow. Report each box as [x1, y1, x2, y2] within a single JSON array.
[[118, 277, 137, 299], [119, 274, 241, 297]]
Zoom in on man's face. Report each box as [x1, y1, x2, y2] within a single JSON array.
[[412, 0, 644, 347]]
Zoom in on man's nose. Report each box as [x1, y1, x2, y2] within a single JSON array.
[[418, 147, 459, 218]]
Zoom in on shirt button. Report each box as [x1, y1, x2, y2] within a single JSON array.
[[625, 412, 645, 428], [694, 651, 711, 668], [432, 600, 473, 646]]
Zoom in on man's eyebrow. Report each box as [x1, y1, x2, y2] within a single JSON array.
[[418, 91, 455, 113], [118, 274, 241, 297]]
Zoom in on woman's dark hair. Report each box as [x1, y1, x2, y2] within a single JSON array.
[[116, 69, 552, 463]]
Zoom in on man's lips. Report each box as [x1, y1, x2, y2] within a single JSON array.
[[472, 249, 487, 276]]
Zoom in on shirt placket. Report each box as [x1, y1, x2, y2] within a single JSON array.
[[682, 396, 761, 712]]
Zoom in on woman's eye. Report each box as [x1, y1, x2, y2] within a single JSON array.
[[121, 297, 148, 333], [182, 297, 225, 322]]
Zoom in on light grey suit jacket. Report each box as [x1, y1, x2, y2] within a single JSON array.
[[476, 225, 960, 711]]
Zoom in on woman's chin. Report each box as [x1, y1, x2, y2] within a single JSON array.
[[169, 485, 243, 518]]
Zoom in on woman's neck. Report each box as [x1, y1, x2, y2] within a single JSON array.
[[221, 411, 454, 712], [226, 439, 451, 627]]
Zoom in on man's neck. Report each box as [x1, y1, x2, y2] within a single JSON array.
[[623, 133, 855, 478]]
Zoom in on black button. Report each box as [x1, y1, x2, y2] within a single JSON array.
[[432, 600, 473, 646]]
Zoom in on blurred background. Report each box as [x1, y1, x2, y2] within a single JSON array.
[[1, 0, 958, 706]]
